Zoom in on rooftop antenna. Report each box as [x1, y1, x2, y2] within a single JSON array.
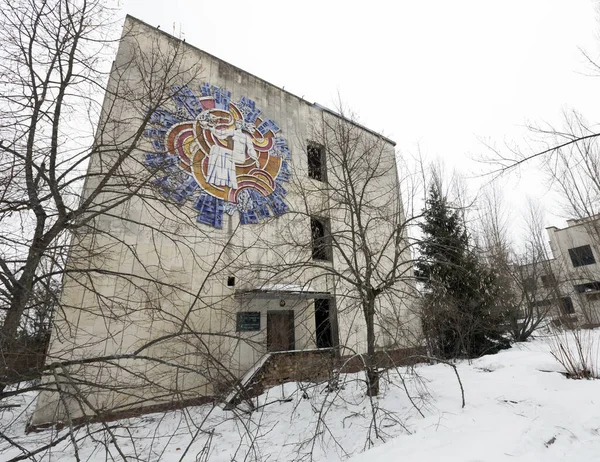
[[172, 22, 176, 36]]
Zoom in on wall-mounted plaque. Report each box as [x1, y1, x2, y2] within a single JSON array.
[[236, 312, 261, 332]]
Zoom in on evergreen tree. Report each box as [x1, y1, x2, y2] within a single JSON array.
[[416, 185, 510, 359]]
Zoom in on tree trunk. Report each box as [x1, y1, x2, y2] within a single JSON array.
[[0, 240, 49, 389], [365, 298, 379, 396]]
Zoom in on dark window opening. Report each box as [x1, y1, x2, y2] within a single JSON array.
[[541, 274, 556, 287], [531, 299, 553, 307], [307, 143, 326, 181], [315, 299, 333, 348], [227, 276, 235, 287], [574, 281, 600, 294], [523, 277, 536, 292], [568, 245, 596, 267], [560, 297, 575, 315], [311, 217, 332, 261], [236, 312, 260, 331]]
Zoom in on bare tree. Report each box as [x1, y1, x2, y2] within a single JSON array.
[[480, 92, 600, 328], [523, 115, 600, 324], [0, 3, 427, 460], [244, 105, 422, 397], [0, 2, 268, 459], [0, 0, 195, 367], [511, 202, 571, 339]]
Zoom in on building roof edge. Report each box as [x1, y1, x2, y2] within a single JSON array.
[[124, 15, 396, 147]]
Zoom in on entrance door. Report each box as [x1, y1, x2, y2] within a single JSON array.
[[267, 310, 295, 352]]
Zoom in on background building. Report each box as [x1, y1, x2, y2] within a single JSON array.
[[516, 215, 600, 326], [545, 216, 600, 324]]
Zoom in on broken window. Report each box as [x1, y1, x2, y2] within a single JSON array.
[[523, 277, 536, 292], [540, 274, 556, 287], [307, 143, 326, 181], [315, 298, 333, 348], [311, 216, 332, 261], [574, 281, 600, 294], [568, 245, 596, 267], [560, 297, 575, 315]]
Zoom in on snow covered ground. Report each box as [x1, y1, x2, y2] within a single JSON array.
[[2, 330, 600, 461], [352, 330, 600, 462]]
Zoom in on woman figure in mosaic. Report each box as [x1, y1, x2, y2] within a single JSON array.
[[199, 111, 259, 190]]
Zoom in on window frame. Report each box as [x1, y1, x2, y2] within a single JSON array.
[[310, 216, 332, 261], [574, 281, 600, 294], [307, 142, 326, 182], [314, 298, 333, 349], [540, 273, 556, 288], [568, 244, 596, 267], [523, 276, 536, 292], [560, 297, 575, 315]]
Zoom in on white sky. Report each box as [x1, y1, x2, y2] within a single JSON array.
[[121, 0, 600, 236]]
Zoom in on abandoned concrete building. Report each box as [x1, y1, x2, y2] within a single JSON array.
[[519, 215, 600, 325], [31, 16, 419, 426]]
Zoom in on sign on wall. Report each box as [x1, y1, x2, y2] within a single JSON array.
[[236, 312, 261, 332], [144, 84, 292, 228]]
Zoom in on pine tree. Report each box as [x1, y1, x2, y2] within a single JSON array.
[[416, 185, 509, 359]]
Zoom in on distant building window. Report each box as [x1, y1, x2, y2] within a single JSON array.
[[311, 217, 332, 261], [236, 312, 261, 332], [227, 276, 235, 287], [560, 297, 575, 315], [307, 143, 326, 181], [568, 245, 596, 267], [540, 274, 556, 288], [528, 299, 555, 318], [523, 277, 536, 292], [574, 281, 600, 294]]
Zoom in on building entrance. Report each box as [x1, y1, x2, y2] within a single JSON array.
[[267, 310, 295, 352]]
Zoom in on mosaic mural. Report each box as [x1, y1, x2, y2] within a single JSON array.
[[144, 84, 291, 229]]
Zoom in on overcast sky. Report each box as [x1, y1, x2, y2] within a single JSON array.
[[121, 0, 600, 235]]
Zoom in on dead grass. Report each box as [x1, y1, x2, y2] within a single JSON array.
[[548, 326, 600, 379]]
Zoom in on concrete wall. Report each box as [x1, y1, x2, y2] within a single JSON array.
[[546, 218, 600, 323], [30, 16, 419, 426]]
